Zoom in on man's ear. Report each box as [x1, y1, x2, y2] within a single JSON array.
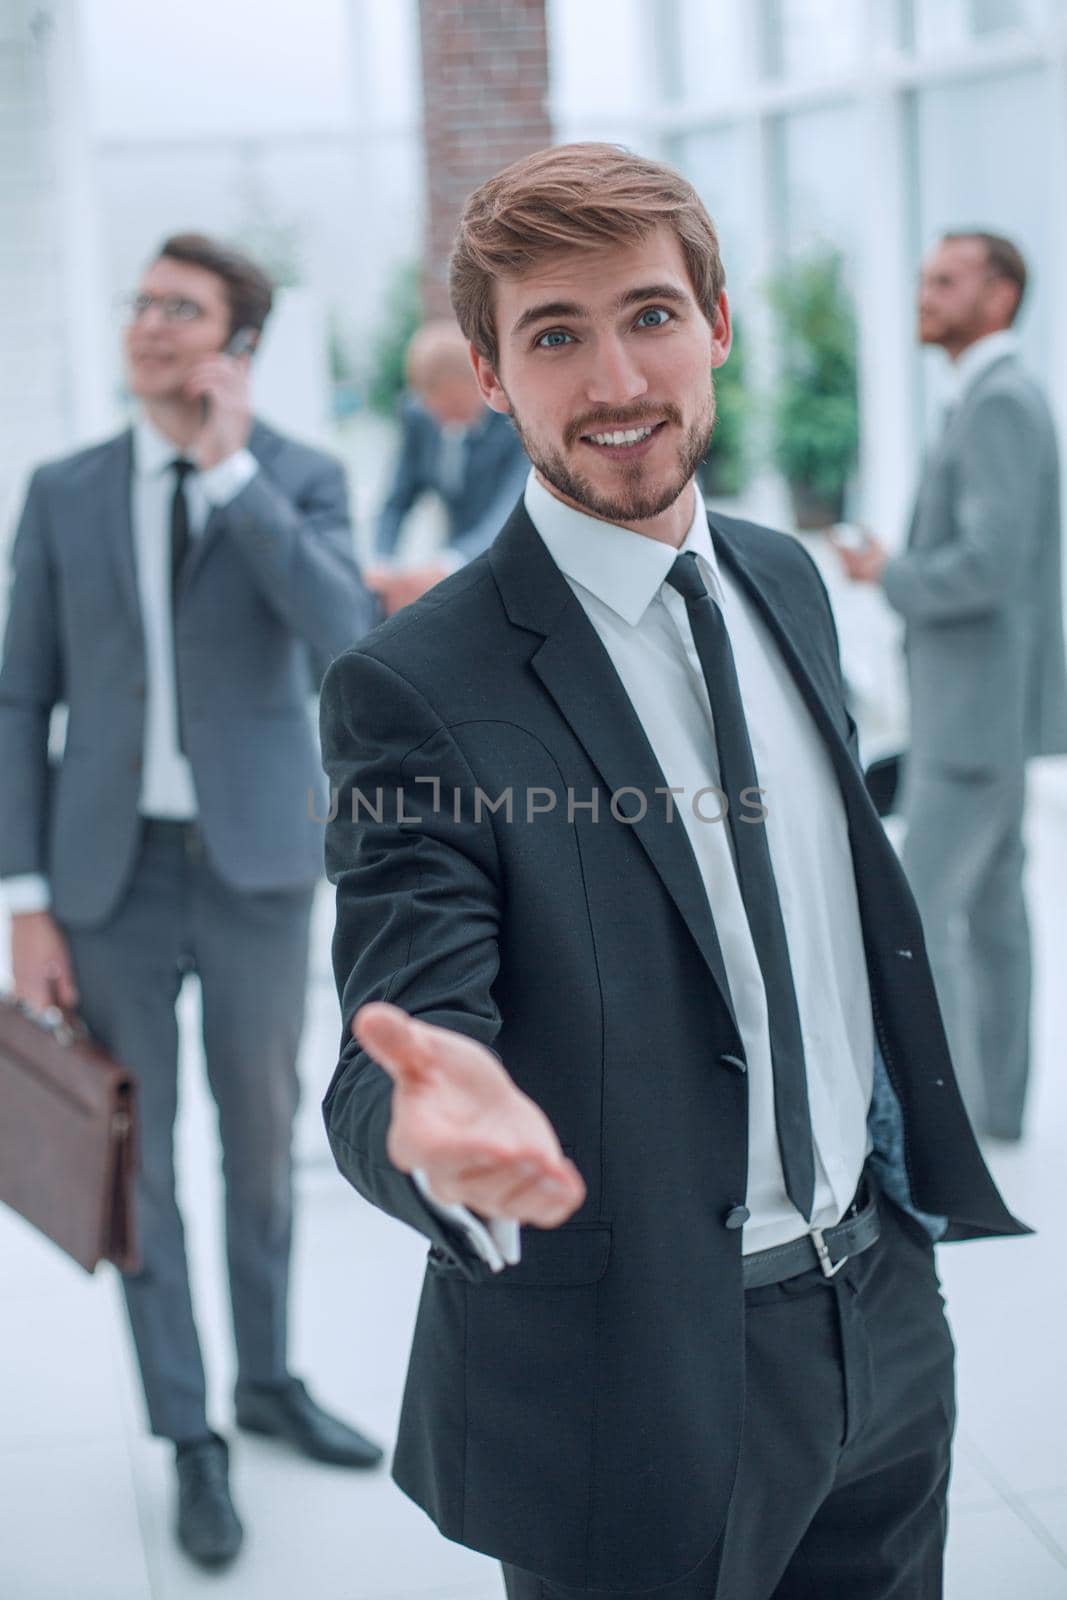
[[469, 345, 511, 415], [987, 278, 1020, 331], [709, 290, 732, 372]]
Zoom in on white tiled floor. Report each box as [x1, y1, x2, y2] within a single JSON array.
[[2, 779, 1066, 1599]]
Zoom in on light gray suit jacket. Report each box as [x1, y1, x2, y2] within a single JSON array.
[[883, 353, 1067, 772], [0, 420, 372, 928]]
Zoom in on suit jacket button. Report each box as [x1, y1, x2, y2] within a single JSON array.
[[723, 1204, 749, 1230], [720, 1052, 747, 1074]]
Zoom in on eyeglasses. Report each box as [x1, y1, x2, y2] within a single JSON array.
[[122, 293, 207, 324]]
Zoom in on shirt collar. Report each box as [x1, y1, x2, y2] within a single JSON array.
[[524, 470, 723, 627], [132, 414, 194, 479], [948, 329, 1018, 402]]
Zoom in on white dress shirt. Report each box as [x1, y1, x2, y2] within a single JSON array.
[[430, 474, 874, 1268], [3, 416, 257, 914], [436, 423, 469, 497], [526, 474, 873, 1254], [945, 328, 1019, 405]]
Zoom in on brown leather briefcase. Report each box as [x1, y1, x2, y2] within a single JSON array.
[[0, 995, 139, 1273]]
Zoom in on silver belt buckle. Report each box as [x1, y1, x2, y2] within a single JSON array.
[[811, 1226, 848, 1279]]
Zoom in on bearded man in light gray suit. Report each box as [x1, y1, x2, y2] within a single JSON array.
[[0, 234, 383, 1569], [840, 231, 1067, 1143]]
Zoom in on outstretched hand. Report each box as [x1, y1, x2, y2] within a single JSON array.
[[353, 1002, 585, 1228], [833, 526, 888, 584]]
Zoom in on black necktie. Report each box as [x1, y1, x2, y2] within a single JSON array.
[[169, 457, 194, 599], [169, 458, 194, 751], [666, 551, 815, 1221]]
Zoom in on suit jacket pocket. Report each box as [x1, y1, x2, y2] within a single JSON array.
[[428, 1223, 611, 1288]]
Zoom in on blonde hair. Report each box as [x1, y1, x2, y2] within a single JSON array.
[[449, 143, 726, 368]]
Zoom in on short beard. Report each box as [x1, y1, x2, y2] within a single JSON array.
[[507, 384, 716, 526]]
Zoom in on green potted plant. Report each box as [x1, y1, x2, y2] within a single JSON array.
[[366, 260, 422, 416], [698, 316, 750, 500], [767, 248, 859, 528]]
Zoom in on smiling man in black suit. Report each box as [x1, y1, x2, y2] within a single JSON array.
[[320, 144, 1024, 1600]]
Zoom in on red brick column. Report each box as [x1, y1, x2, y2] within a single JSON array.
[[418, 0, 553, 319]]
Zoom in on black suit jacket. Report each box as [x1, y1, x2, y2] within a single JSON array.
[[320, 502, 1024, 1591]]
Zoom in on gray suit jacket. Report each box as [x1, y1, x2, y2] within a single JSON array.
[[376, 397, 530, 561], [0, 419, 371, 928], [883, 353, 1067, 772]]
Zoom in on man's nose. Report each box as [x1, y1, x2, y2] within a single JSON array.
[[585, 336, 648, 407], [132, 302, 168, 334]]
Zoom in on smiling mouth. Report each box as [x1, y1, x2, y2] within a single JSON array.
[[581, 420, 666, 451]]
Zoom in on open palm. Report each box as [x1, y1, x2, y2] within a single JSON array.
[[354, 1002, 585, 1227]]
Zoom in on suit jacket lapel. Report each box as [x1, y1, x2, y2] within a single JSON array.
[[489, 506, 739, 1032], [180, 418, 277, 591], [709, 518, 875, 835], [909, 353, 1017, 550], [101, 429, 142, 631]]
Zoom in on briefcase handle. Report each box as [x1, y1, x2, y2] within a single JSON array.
[[8, 997, 88, 1050]]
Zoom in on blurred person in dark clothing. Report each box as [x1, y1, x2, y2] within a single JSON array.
[[839, 231, 1067, 1142], [0, 233, 382, 1570], [367, 319, 529, 614]]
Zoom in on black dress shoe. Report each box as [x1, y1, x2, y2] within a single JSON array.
[[235, 1376, 384, 1468], [174, 1432, 244, 1568]]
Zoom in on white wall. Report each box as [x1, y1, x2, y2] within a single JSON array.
[[84, 0, 423, 401], [0, 1, 109, 547]]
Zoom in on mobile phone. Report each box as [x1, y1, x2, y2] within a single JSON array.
[[223, 326, 257, 359], [200, 326, 257, 420]]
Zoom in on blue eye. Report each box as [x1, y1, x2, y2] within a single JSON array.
[[537, 329, 573, 349], [638, 307, 671, 328]]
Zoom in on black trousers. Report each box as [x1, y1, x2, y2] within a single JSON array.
[[503, 1191, 956, 1600]]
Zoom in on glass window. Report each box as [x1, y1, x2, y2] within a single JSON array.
[[548, 0, 653, 124], [676, 126, 756, 315], [970, 0, 1036, 35], [763, 0, 867, 80], [84, 0, 354, 138], [774, 104, 863, 267], [914, 0, 1038, 52], [915, 66, 1052, 395], [671, 0, 749, 104]]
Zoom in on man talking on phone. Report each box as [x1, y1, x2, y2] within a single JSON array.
[[0, 234, 382, 1569]]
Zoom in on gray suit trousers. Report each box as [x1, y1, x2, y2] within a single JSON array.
[[901, 763, 1030, 1138], [64, 820, 314, 1442]]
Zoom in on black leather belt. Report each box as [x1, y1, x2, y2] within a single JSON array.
[[742, 1183, 880, 1290], [141, 817, 204, 858]]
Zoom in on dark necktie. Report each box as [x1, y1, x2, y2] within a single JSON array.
[[666, 551, 815, 1221], [169, 458, 194, 751], [169, 457, 195, 599]]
